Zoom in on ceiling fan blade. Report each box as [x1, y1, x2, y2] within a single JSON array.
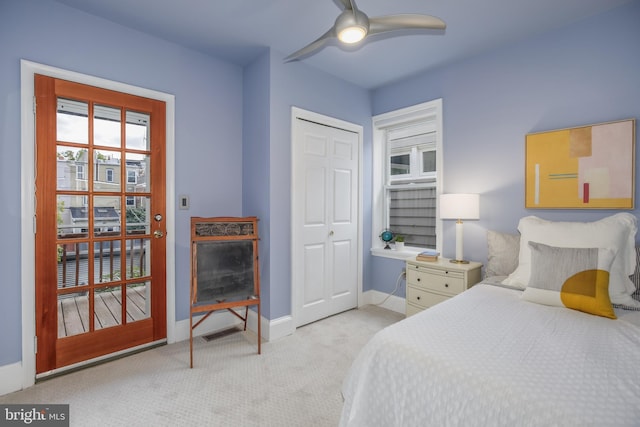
[[284, 28, 336, 62], [369, 14, 446, 35], [335, 0, 355, 11]]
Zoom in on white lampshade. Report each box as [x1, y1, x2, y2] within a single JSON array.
[[439, 193, 480, 220]]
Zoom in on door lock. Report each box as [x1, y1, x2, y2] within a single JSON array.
[[153, 230, 164, 239]]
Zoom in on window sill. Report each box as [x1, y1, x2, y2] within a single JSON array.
[[370, 246, 424, 261]]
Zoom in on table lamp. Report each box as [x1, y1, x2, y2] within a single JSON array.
[[439, 193, 480, 264]]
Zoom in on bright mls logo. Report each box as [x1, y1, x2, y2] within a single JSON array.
[[0, 405, 69, 427]]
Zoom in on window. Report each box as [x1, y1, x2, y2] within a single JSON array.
[[126, 196, 135, 206], [127, 170, 137, 184], [76, 164, 85, 180], [372, 99, 443, 257], [106, 168, 114, 182]]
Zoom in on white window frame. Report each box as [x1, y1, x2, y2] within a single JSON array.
[[76, 164, 85, 180], [371, 99, 443, 260], [106, 168, 114, 182], [127, 170, 137, 184]]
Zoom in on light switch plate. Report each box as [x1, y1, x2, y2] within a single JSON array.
[[179, 195, 189, 210]]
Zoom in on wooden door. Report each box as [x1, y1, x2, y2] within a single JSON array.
[[292, 116, 359, 327], [34, 75, 167, 373]]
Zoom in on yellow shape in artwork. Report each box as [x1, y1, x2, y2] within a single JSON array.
[[525, 129, 580, 207], [569, 126, 592, 158]]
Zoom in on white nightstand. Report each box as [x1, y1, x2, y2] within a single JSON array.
[[405, 258, 482, 316]]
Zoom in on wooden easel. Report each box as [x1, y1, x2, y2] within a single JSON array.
[[189, 216, 261, 368]]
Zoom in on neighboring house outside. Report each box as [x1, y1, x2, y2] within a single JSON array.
[[56, 150, 147, 237]]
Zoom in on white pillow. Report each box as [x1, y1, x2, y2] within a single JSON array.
[[502, 213, 638, 307]]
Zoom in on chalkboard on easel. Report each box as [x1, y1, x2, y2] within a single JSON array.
[[189, 216, 262, 367], [194, 240, 255, 304]]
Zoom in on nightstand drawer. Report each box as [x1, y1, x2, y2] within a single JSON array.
[[406, 268, 465, 294], [406, 285, 450, 309], [406, 302, 426, 317]]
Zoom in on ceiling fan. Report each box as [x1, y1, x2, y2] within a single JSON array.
[[284, 0, 446, 62]]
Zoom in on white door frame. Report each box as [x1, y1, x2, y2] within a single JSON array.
[[19, 60, 176, 389], [290, 107, 364, 326]]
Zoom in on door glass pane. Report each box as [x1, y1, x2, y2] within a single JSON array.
[[126, 238, 150, 279], [126, 196, 150, 235], [57, 98, 88, 144], [94, 240, 122, 283], [94, 150, 122, 192], [57, 194, 88, 238], [57, 242, 90, 288], [126, 111, 150, 150], [94, 285, 123, 330], [58, 291, 89, 338], [57, 146, 89, 191], [390, 153, 410, 175], [93, 196, 121, 237], [94, 104, 122, 148], [125, 152, 149, 192], [127, 282, 151, 321]]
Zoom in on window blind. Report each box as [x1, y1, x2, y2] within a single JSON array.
[[388, 186, 437, 248]]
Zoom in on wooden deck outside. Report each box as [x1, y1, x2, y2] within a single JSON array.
[[58, 284, 150, 338]]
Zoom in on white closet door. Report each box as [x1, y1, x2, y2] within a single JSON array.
[[292, 115, 360, 327]]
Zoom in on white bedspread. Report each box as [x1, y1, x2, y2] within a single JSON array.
[[340, 284, 640, 427]]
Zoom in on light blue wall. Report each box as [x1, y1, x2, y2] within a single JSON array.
[[0, 0, 244, 366], [369, 1, 640, 294], [242, 50, 371, 319], [242, 53, 271, 315]]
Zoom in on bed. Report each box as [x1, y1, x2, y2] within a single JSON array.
[[340, 214, 640, 426]]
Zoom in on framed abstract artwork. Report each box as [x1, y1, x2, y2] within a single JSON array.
[[525, 119, 635, 209]]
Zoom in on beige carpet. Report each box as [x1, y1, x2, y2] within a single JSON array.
[[1, 305, 403, 426]]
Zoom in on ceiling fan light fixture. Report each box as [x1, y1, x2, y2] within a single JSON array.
[[335, 8, 369, 44], [338, 26, 366, 43]]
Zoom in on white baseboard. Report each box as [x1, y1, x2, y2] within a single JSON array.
[[263, 314, 295, 341], [361, 290, 406, 314], [174, 309, 295, 343], [0, 362, 23, 396], [175, 310, 244, 342]]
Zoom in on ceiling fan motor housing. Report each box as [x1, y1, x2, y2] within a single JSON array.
[[336, 9, 369, 43]]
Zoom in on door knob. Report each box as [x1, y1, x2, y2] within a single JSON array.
[[153, 230, 164, 239], [329, 230, 334, 236]]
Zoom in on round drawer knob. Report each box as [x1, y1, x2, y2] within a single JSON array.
[[417, 278, 421, 282], [416, 296, 421, 300], [445, 283, 449, 287]]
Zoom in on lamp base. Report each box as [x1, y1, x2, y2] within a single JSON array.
[[449, 259, 470, 264]]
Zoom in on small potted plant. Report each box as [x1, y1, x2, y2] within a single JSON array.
[[395, 235, 405, 250]]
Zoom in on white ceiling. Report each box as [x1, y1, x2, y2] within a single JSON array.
[[51, 0, 634, 89]]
